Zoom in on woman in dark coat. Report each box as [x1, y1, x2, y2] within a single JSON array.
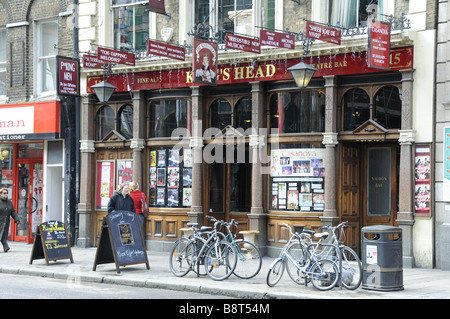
[[107, 183, 135, 214], [0, 188, 19, 252]]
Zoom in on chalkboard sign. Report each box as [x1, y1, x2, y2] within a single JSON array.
[[29, 220, 74, 265], [93, 210, 149, 273]]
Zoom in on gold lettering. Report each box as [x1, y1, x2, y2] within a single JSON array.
[[235, 66, 245, 80], [246, 66, 254, 79], [186, 71, 193, 83], [266, 64, 275, 77], [222, 67, 231, 81], [255, 65, 265, 78]]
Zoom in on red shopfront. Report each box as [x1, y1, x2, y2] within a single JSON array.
[[0, 101, 60, 244]]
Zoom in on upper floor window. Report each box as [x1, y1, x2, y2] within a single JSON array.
[[194, 0, 275, 42], [112, 0, 149, 52], [0, 28, 6, 96], [270, 91, 325, 134], [329, 0, 383, 28], [36, 20, 57, 96]]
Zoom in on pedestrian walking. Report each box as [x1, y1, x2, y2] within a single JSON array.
[[107, 183, 135, 214], [129, 182, 148, 228], [0, 188, 19, 253]]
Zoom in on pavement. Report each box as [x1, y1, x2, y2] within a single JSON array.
[[1, 241, 450, 299]]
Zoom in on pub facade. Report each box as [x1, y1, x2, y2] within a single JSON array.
[[78, 0, 437, 268]]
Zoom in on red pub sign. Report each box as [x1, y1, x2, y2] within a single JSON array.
[[306, 21, 341, 45], [57, 56, 79, 96], [97, 47, 135, 66], [87, 46, 413, 93], [260, 29, 295, 50], [368, 20, 391, 70], [225, 33, 261, 54]]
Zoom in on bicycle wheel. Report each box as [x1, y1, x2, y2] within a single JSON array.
[[266, 258, 285, 287], [204, 241, 237, 281], [233, 240, 262, 279], [192, 237, 209, 276], [285, 243, 308, 285], [339, 245, 362, 290], [309, 258, 339, 291], [169, 237, 194, 277]]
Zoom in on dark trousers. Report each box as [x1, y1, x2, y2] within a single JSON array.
[[1, 226, 9, 248]]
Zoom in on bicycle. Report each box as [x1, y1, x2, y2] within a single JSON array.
[[266, 223, 340, 291], [317, 221, 362, 290], [220, 218, 262, 279], [169, 218, 237, 281]]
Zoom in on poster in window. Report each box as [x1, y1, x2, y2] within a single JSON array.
[[167, 167, 179, 188], [157, 168, 166, 186], [192, 37, 218, 85], [183, 188, 192, 207], [150, 151, 157, 167], [117, 160, 133, 185], [149, 167, 156, 187], [158, 149, 166, 167], [183, 168, 192, 187], [169, 149, 180, 166], [270, 149, 326, 212], [414, 145, 432, 215], [168, 189, 179, 207], [96, 161, 115, 209], [149, 187, 156, 205], [157, 188, 165, 205], [183, 148, 192, 167]]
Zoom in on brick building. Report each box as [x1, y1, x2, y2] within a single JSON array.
[[0, 0, 78, 244]]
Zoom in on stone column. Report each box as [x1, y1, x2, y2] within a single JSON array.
[[397, 69, 415, 268], [131, 90, 146, 187], [188, 86, 204, 225], [77, 94, 95, 248], [321, 76, 339, 226], [248, 82, 267, 253]]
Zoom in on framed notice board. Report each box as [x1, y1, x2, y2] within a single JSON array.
[[29, 220, 74, 265], [93, 210, 149, 273]]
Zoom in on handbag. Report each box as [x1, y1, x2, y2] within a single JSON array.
[[141, 192, 149, 217]]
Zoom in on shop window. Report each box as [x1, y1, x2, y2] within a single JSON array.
[[118, 104, 133, 139], [0, 144, 13, 196], [329, 0, 383, 28], [270, 91, 325, 133], [149, 99, 191, 138], [374, 86, 401, 129], [18, 143, 43, 158], [36, 19, 57, 96], [235, 97, 252, 131], [342, 88, 370, 131], [95, 105, 115, 141], [148, 147, 192, 208], [112, 0, 149, 52], [95, 159, 133, 210], [0, 28, 6, 96], [210, 98, 232, 131], [269, 144, 326, 212]]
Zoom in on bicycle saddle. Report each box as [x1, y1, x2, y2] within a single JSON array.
[[314, 232, 329, 239]]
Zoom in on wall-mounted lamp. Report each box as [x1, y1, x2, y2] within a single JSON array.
[[91, 80, 117, 103], [288, 61, 317, 88]]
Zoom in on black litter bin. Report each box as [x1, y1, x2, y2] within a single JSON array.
[[361, 225, 403, 291]]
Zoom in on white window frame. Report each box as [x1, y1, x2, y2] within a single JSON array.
[[0, 27, 6, 100], [111, 0, 150, 52], [34, 18, 58, 98]]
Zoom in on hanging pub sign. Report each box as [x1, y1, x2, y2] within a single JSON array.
[[148, 0, 166, 15], [225, 33, 261, 54], [97, 47, 135, 66], [56, 56, 79, 97], [368, 20, 390, 70], [148, 40, 186, 61], [260, 29, 295, 50], [192, 37, 218, 85], [83, 54, 105, 69], [306, 21, 341, 45]]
